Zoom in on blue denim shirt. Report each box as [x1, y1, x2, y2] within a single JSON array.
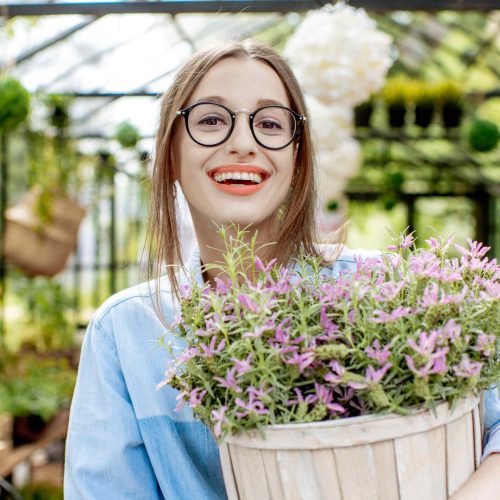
[[64, 247, 500, 499]]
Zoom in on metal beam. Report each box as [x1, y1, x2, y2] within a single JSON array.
[[1, 1, 500, 17]]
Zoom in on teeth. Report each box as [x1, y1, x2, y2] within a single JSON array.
[[212, 172, 264, 184]]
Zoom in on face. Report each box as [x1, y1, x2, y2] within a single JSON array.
[[175, 57, 296, 234]]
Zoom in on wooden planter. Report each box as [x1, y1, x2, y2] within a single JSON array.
[[220, 396, 481, 500], [3, 188, 85, 276]]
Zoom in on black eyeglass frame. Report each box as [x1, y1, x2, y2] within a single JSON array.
[[176, 101, 307, 151]]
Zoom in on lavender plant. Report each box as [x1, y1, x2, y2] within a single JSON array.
[[158, 229, 499, 441]]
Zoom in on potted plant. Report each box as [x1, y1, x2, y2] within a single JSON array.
[[381, 76, 411, 129], [0, 76, 30, 133], [354, 98, 375, 128], [436, 81, 465, 129], [468, 118, 499, 153], [412, 80, 438, 129], [114, 121, 141, 149], [159, 229, 499, 499], [3, 96, 86, 276], [0, 354, 76, 445]]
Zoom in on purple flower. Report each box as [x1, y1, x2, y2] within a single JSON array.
[[235, 397, 269, 418], [365, 340, 391, 365], [231, 354, 253, 376], [324, 360, 345, 385], [387, 234, 414, 251], [306, 383, 345, 414], [237, 294, 260, 313], [287, 387, 305, 405], [374, 281, 405, 302], [247, 384, 272, 400], [474, 333, 496, 357], [188, 388, 207, 408], [405, 347, 449, 378], [177, 347, 200, 363], [283, 351, 315, 373], [214, 277, 232, 295], [365, 362, 392, 384], [211, 406, 228, 438], [214, 368, 242, 393], [199, 336, 226, 357], [453, 356, 482, 378], [255, 257, 277, 273], [370, 306, 412, 323], [179, 284, 192, 300], [443, 320, 461, 342], [407, 330, 439, 357], [320, 306, 339, 336], [243, 319, 274, 338]]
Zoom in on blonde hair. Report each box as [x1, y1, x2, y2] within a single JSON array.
[[147, 39, 327, 302]]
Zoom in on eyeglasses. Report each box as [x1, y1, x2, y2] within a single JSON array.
[[176, 101, 307, 150]]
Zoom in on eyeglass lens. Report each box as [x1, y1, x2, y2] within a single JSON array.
[[186, 103, 297, 149]]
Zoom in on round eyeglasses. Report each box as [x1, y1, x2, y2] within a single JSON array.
[[176, 101, 307, 151]]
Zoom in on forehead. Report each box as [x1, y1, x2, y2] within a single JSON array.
[[189, 57, 291, 108]]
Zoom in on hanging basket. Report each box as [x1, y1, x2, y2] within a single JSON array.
[[220, 395, 481, 500], [3, 188, 86, 277]]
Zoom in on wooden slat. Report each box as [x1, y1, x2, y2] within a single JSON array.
[[229, 445, 270, 500], [225, 397, 478, 450], [446, 413, 475, 496], [371, 440, 399, 500], [334, 444, 379, 500], [310, 449, 342, 500], [395, 426, 447, 500], [472, 404, 482, 469], [219, 443, 240, 500], [260, 449, 285, 500]]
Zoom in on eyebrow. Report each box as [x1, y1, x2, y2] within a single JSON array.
[[193, 96, 288, 108]]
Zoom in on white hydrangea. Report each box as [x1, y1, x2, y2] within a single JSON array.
[[306, 96, 353, 151], [285, 3, 393, 107]]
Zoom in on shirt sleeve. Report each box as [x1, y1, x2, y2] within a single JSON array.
[[482, 385, 500, 461], [64, 317, 162, 499]]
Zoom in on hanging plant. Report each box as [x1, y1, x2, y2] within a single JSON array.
[[0, 76, 30, 132], [115, 122, 141, 149], [468, 118, 499, 153]]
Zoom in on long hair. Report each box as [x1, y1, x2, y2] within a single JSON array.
[[147, 39, 328, 306]]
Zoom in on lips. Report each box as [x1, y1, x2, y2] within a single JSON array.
[[207, 164, 270, 196]]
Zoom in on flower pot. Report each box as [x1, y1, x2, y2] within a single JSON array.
[[387, 105, 406, 128], [219, 396, 480, 500], [414, 104, 434, 129], [441, 103, 463, 129], [3, 188, 85, 276], [354, 103, 374, 128]]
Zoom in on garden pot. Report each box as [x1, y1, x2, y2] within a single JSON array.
[[354, 103, 374, 128], [3, 187, 85, 276], [442, 103, 463, 129], [219, 395, 480, 500], [387, 105, 406, 128], [414, 104, 434, 129]]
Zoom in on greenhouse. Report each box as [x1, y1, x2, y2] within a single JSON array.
[[0, 1, 499, 498]]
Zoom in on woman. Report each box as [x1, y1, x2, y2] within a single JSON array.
[[65, 40, 499, 499]]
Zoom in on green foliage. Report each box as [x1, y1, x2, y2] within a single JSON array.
[[19, 483, 64, 500], [115, 122, 141, 149], [468, 119, 499, 153], [0, 77, 30, 132], [7, 276, 75, 353], [46, 94, 72, 130], [0, 355, 76, 421], [434, 80, 464, 106], [380, 76, 413, 106]]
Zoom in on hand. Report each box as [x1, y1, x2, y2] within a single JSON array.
[[449, 453, 500, 500]]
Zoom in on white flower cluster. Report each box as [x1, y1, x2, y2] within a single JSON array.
[[284, 3, 394, 212], [284, 3, 393, 107]]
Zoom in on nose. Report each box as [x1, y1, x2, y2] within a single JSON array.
[[224, 113, 258, 158]]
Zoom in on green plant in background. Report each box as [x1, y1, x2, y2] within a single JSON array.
[[381, 76, 412, 128], [468, 118, 499, 152], [0, 355, 76, 421], [0, 76, 30, 132], [7, 275, 75, 353], [435, 80, 464, 129], [19, 483, 64, 500], [115, 122, 141, 149]]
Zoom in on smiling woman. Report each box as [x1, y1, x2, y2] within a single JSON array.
[[63, 40, 500, 500]]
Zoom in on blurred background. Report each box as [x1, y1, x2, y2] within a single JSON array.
[[0, 1, 499, 498]]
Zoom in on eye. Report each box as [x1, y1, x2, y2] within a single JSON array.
[[198, 115, 227, 126], [258, 119, 282, 130]]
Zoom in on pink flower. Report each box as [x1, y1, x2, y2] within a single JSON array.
[[453, 356, 482, 378], [235, 398, 269, 418], [231, 354, 253, 376], [211, 406, 228, 437], [237, 294, 260, 313], [407, 330, 439, 357], [387, 234, 414, 251], [214, 368, 242, 393], [283, 351, 315, 373], [443, 320, 461, 342], [324, 360, 345, 385], [199, 336, 226, 357], [474, 333, 496, 357], [188, 388, 207, 408], [320, 306, 339, 336], [214, 277, 232, 295], [305, 383, 345, 414], [255, 257, 277, 273], [373, 281, 405, 302], [365, 362, 392, 384], [370, 306, 412, 323], [365, 340, 391, 365], [405, 347, 449, 378], [177, 347, 200, 363]]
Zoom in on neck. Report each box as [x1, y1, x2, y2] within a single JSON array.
[[191, 219, 278, 287]]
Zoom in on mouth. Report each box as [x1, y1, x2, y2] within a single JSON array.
[[207, 165, 270, 196]]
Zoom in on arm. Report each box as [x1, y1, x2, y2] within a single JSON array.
[[450, 387, 500, 500], [64, 317, 161, 499]]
